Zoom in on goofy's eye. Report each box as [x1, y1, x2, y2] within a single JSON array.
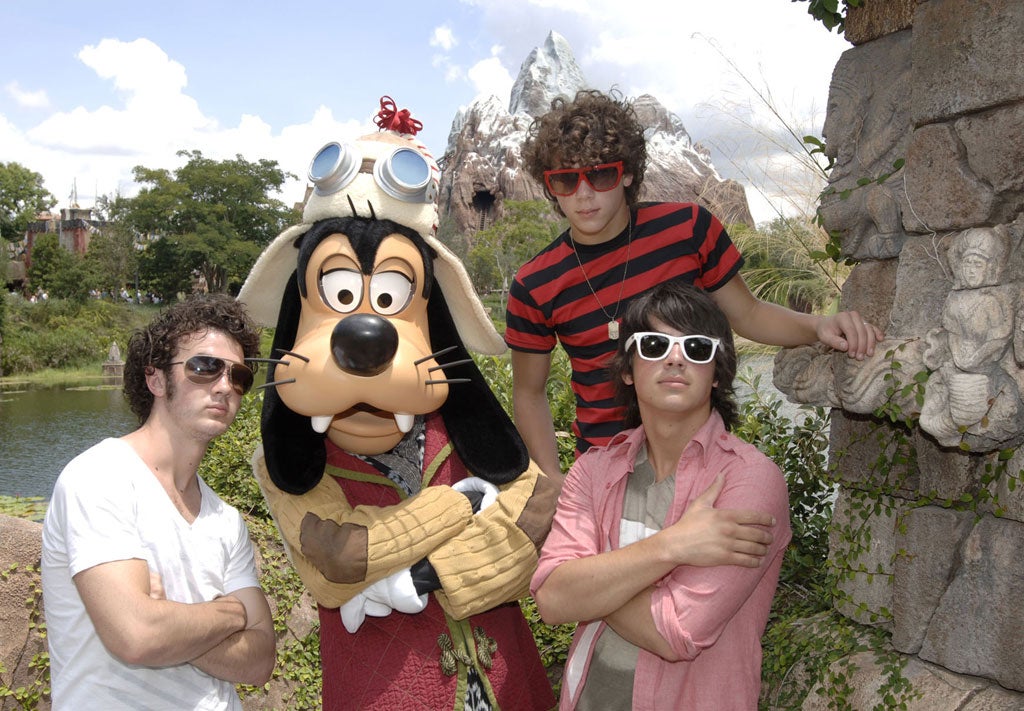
[[320, 269, 364, 314], [369, 271, 414, 316]]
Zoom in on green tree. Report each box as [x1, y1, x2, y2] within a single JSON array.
[[27, 233, 92, 302], [26, 233, 68, 293], [84, 225, 140, 298], [137, 236, 192, 301], [466, 200, 564, 307], [119, 150, 298, 294], [0, 162, 56, 242]]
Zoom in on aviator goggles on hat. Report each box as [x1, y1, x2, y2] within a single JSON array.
[[624, 332, 720, 364], [308, 140, 437, 203], [543, 161, 625, 197], [168, 355, 256, 395]]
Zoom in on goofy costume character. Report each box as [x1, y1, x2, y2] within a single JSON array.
[[238, 98, 558, 711]]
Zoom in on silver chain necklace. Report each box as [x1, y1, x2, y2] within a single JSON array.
[[570, 212, 632, 340]]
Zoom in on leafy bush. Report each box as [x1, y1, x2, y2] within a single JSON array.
[[0, 297, 155, 375]]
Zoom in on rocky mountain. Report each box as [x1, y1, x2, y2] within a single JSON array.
[[438, 30, 754, 236]]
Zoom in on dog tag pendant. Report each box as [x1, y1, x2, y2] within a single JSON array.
[[608, 320, 619, 340]]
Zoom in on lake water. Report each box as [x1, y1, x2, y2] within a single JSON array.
[[0, 355, 793, 501], [0, 381, 137, 499]]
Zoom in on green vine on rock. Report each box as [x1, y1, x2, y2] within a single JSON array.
[[793, 0, 865, 33], [0, 563, 49, 710], [806, 150, 906, 267]]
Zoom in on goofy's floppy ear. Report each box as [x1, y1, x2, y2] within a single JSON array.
[[428, 283, 529, 485], [261, 273, 327, 494]]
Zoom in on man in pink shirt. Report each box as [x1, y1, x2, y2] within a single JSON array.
[[531, 280, 791, 710]]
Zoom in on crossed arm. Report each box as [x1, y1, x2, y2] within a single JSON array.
[[74, 559, 275, 686], [533, 472, 786, 661]]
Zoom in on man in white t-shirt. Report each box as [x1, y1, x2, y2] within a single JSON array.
[[42, 294, 275, 710]]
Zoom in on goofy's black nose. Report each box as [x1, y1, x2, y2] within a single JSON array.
[[330, 314, 399, 376]]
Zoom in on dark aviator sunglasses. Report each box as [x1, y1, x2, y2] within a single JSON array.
[[168, 355, 256, 395]]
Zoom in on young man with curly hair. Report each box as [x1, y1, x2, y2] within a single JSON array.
[[505, 89, 882, 480], [42, 294, 275, 710], [531, 281, 791, 709]]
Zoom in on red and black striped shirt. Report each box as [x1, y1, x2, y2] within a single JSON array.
[[505, 202, 743, 456]]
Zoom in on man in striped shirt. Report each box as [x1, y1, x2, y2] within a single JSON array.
[[505, 89, 882, 482]]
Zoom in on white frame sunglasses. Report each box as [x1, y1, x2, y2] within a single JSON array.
[[624, 332, 721, 364]]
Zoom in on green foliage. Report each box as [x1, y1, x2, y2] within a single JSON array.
[[472, 348, 578, 473], [24, 231, 94, 302], [0, 297, 153, 375], [83, 226, 140, 298], [0, 496, 47, 522], [731, 217, 848, 315], [0, 562, 49, 709], [0, 162, 56, 243], [735, 375, 834, 618], [117, 150, 298, 294], [465, 201, 564, 304], [137, 236, 193, 301], [793, 0, 865, 33]]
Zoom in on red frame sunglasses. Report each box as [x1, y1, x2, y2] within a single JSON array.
[[543, 161, 625, 197]]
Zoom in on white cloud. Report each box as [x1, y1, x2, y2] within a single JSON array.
[[5, 81, 50, 109], [3, 37, 378, 210], [430, 24, 458, 51], [78, 38, 188, 96], [467, 44, 514, 103]]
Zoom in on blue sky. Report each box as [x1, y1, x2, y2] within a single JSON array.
[[1, 0, 851, 223]]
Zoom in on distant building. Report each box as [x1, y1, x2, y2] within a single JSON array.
[[5, 205, 109, 291]]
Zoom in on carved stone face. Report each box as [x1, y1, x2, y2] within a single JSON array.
[[274, 231, 448, 455], [950, 227, 1008, 289]]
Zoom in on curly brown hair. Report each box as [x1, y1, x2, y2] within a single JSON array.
[[522, 88, 648, 212], [123, 293, 261, 424], [607, 280, 739, 431]]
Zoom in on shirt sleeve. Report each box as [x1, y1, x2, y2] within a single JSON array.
[[54, 448, 150, 577], [222, 509, 261, 594], [530, 453, 604, 594], [504, 273, 557, 354], [650, 452, 791, 661], [693, 205, 744, 292]]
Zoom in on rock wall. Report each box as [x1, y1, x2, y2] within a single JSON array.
[[773, 0, 1024, 707]]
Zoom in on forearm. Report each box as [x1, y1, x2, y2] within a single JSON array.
[[513, 389, 563, 482], [190, 586, 275, 685], [730, 299, 820, 348], [254, 451, 471, 607], [603, 589, 678, 661], [534, 535, 675, 625], [190, 625, 275, 685], [119, 597, 248, 667], [431, 467, 558, 618]]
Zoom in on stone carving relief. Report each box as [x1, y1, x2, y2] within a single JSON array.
[[817, 31, 912, 261], [776, 223, 1024, 453], [919, 226, 1024, 450]]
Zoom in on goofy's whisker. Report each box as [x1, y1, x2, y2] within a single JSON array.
[[428, 359, 473, 373], [415, 346, 458, 366], [425, 378, 471, 385], [257, 378, 297, 390], [273, 349, 310, 363]]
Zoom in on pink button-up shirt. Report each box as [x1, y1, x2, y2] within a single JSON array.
[[531, 411, 791, 710]]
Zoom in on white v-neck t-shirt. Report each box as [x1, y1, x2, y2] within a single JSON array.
[[42, 437, 260, 710]]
